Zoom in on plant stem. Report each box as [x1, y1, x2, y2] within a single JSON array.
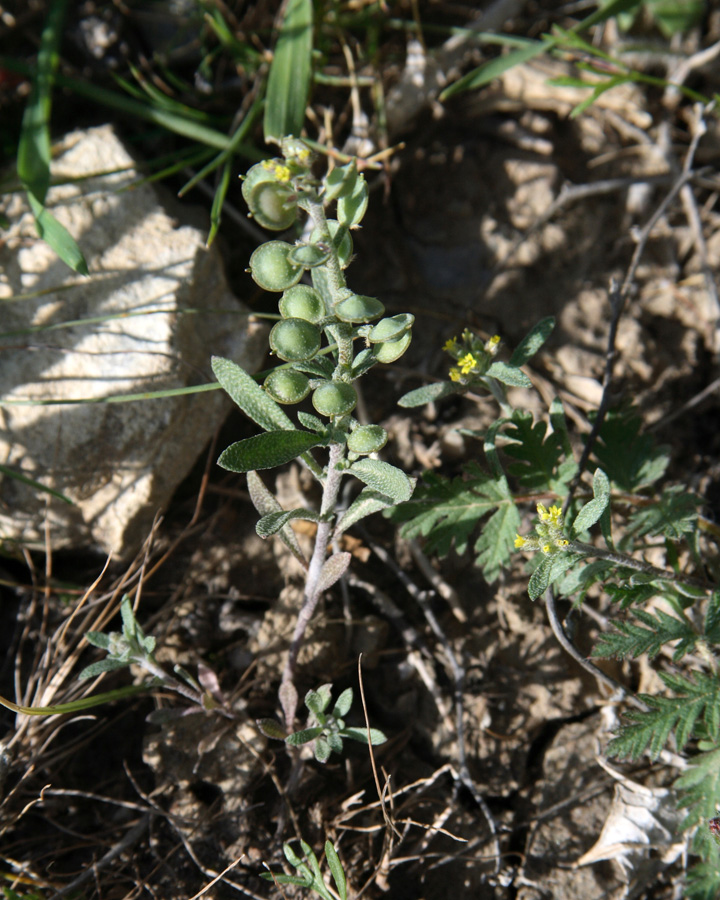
[[568, 540, 714, 591], [281, 441, 346, 726]]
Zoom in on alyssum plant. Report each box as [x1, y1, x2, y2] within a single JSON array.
[[212, 138, 415, 726], [390, 329, 720, 898]]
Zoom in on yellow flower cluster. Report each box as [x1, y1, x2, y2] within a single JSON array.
[[514, 502, 569, 555], [442, 330, 501, 384]]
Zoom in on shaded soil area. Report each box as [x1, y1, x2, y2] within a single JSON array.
[[1, 3, 720, 900]]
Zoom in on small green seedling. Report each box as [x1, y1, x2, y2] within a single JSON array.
[[262, 838, 347, 900], [81, 596, 223, 712], [258, 684, 385, 764]]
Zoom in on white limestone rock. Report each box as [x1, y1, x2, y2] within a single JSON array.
[[0, 125, 265, 556]]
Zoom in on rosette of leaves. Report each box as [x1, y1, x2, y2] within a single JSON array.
[[215, 140, 416, 724], [258, 685, 386, 764]]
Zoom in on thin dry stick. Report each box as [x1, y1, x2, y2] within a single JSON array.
[[361, 532, 501, 872], [46, 814, 152, 900]]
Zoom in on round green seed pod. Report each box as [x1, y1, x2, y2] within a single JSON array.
[[347, 425, 388, 454], [263, 368, 311, 404], [334, 294, 385, 324], [279, 285, 326, 323], [249, 241, 303, 292], [269, 318, 322, 362], [241, 161, 282, 203], [247, 181, 297, 231], [312, 382, 357, 417], [369, 314, 415, 343], [373, 330, 412, 363]]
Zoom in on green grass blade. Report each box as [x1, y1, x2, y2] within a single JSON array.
[[0, 682, 152, 717], [0, 464, 74, 505], [27, 192, 89, 275], [16, 0, 88, 274], [208, 157, 232, 245], [264, 0, 313, 142], [0, 56, 254, 154], [440, 0, 642, 101], [16, 0, 69, 201]]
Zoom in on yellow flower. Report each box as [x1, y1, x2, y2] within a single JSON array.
[[542, 543, 552, 554], [443, 337, 459, 354], [556, 539, 569, 548], [459, 353, 477, 375], [514, 534, 526, 548], [449, 367, 462, 382], [486, 334, 501, 351], [537, 503, 562, 527], [274, 164, 292, 182]]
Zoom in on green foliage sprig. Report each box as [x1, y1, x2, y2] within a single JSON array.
[[81, 596, 224, 713], [391, 324, 720, 896], [215, 138, 414, 726], [258, 684, 386, 764], [262, 838, 347, 900]]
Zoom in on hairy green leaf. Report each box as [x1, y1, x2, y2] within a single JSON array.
[[306, 684, 332, 715], [528, 553, 577, 601], [592, 607, 697, 661], [677, 745, 720, 863], [348, 459, 414, 504], [84, 631, 111, 650], [342, 726, 387, 745], [398, 381, 464, 408], [212, 356, 294, 432], [315, 551, 352, 594], [78, 658, 132, 679], [509, 316, 555, 366], [256, 717, 287, 740], [247, 470, 306, 564], [572, 468, 611, 535], [218, 430, 320, 473], [332, 687, 353, 718], [286, 727, 323, 745], [325, 842, 347, 900], [335, 487, 396, 537], [485, 361, 532, 388], [256, 507, 320, 538]]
